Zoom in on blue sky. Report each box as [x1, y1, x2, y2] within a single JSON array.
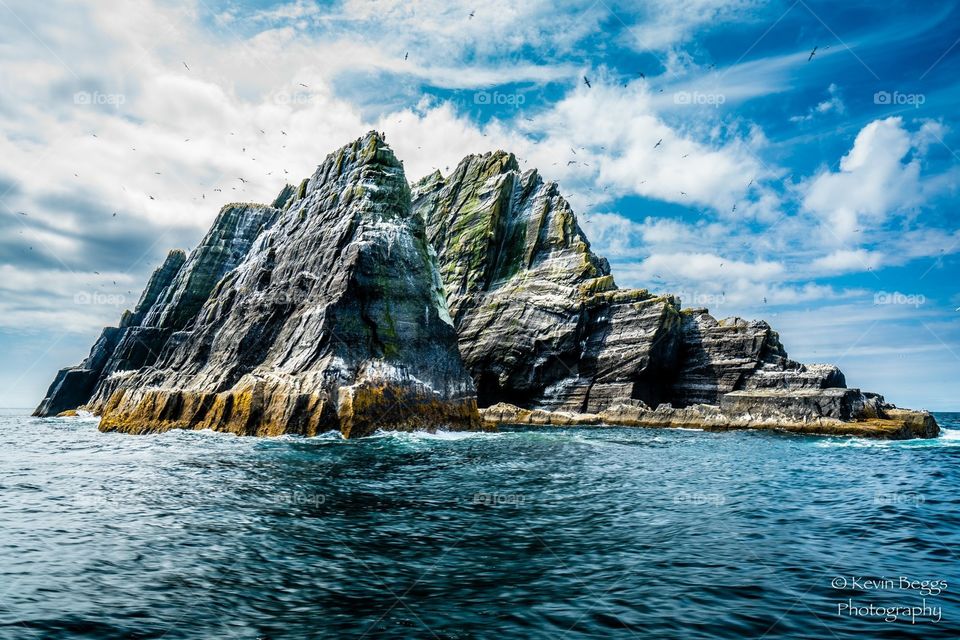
[[0, 0, 958, 409]]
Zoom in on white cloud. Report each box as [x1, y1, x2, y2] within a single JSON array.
[[620, 0, 762, 51], [811, 249, 885, 275], [510, 79, 779, 216], [632, 252, 784, 282], [802, 117, 927, 243], [790, 83, 845, 122]]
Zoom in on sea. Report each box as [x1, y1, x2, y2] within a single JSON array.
[[1, 408, 958, 639]]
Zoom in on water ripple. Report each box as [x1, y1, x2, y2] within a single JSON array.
[[1, 410, 958, 639]]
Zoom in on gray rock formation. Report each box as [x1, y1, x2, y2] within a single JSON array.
[[413, 151, 682, 413], [34, 198, 280, 418], [414, 150, 937, 438], [36, 132, 480, 438], [35, 136, 937, 440], [670, 309, 845, 407], [412, 151, 842, 412], [33, 249, 186, 417]]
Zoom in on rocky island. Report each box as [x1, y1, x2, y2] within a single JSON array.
[[35, 132, 939, 440]]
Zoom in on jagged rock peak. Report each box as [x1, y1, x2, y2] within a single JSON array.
[[75, 131, 479, 438], [416, 148, 849, 415], [413, 150, 673, 413], [413, 148, 614, 310]]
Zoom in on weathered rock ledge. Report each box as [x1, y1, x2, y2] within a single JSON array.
[[481, 396, 939, 440]]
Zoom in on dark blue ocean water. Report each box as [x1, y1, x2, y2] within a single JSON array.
[[1, 409, 958, 640]]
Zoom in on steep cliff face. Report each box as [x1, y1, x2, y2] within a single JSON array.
[[33, 249, 186, 417], [670, 310, 845, 407], [415, 152, 844, 413], [33, 200, 280, 418], [413, 151, 682, 413], [38, 132, 480, 438]]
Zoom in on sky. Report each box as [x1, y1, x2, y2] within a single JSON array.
[[0, 0, 958, 410]]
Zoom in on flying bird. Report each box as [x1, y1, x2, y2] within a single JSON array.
[[237, 177, 248, 184], [808, 46, 817, 62], [299, 83, 308, 88], [16, 211, 27, 216], [583, 76, 591, 88], [469, 10, 475, 18], [183, 61, 190, 71], [731, 204, 737, 213], [654, 139, 663, 149], [404, 52, 409, 60], [148, 195, 155, 200]]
